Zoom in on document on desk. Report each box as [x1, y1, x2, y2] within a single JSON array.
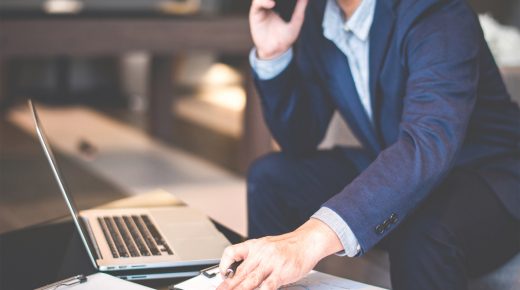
[[174, 269, 388, 290], [281, 271, 388, 290], [36, 273, 153, 290]]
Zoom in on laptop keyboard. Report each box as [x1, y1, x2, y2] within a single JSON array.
[[97, 215, 174, 259]]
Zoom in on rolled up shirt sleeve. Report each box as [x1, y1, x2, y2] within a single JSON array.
[[249, 47, 294, 80], [312, 207, 361, 257]]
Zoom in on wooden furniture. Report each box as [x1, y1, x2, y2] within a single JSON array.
[[8, 104, 248, 236], [0, 10, 273, 171]]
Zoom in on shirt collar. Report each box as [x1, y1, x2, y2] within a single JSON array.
[[323, 0, 376, 42]]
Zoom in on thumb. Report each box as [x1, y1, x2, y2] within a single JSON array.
[[289, 0, 309, 29], [219, 243, 250, 277]]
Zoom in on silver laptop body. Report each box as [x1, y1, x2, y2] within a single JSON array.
[[29, 100, 230, 279]]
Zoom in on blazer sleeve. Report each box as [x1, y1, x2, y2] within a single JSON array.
[[253, 40, 336, 157], [322, 3, 482, 253]]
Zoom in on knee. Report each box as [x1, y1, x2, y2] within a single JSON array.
[[388, 221, 468, 289], [247, 153, 287, 197], [246, 153, 293, 236], [389, 221, 461, 264]]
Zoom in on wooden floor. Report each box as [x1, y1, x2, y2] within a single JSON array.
[[0, 118, 127, 234]]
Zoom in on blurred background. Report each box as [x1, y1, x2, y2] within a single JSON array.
[[0, 0, 519, 235]]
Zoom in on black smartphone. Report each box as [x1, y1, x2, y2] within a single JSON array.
[[273, 0, 297, 22]]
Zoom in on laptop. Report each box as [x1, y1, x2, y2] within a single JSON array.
[[28, 100, 231, 280]]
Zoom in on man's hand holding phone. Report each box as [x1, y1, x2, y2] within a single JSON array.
[[249, 0, 309, 60]]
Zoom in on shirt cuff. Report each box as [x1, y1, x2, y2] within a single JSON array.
[[311, 207, 361, 257], [249, 47, 293, 80]]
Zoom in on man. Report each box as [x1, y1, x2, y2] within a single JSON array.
[[218, 0, 520, 289]]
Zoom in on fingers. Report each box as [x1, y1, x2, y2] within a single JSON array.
[[289, 0, 309, 28], [238, 268, 270, 290], [223, 250, 262, 286], [249, 0, 277, 24], [218, 239, 271, 290], [259, 273, 281, 290], [219, 258, 271, 290], [251, 0, 276, 14], [218, 235, 309, 290], [219, 242, 250, 277]]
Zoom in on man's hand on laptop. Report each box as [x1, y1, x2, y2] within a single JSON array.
[[216, 219, 343, 290]]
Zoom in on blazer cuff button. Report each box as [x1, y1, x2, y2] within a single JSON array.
[[390, 213, 398, 224]]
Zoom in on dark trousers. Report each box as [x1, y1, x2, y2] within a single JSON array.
[[247, 149, 519, 290]]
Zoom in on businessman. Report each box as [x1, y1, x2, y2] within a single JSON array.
[[218, 0, 520, 289]]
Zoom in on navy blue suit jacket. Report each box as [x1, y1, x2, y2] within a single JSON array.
[[254, 0, 520, 253]]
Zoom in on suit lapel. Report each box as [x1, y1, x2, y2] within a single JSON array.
[[320, 39, 382, 153], [369, 0, 396, 117]]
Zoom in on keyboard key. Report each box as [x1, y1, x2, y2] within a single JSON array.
[[104, 217, 129, 258], [162, 243, 174, 255], [123, 216, 151, 256], [98, 217, 119, 258], [114, 216, 140, 257], [141, 215, 169, 248], [132, 215, 161, 256]]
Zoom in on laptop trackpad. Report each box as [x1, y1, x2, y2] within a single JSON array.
[[149, 207, 229, 259]]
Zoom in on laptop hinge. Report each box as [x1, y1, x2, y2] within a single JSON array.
[[82, 217, 103, 260]]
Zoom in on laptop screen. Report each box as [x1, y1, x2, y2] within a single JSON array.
[[29, 100, 98, 269]]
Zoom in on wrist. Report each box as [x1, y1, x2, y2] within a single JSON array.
[[256, 46, 291, 60], [298, 219, 344, 260]]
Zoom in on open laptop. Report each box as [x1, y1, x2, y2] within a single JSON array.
[[28, 100, 231, 280]]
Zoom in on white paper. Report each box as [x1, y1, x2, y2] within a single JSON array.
[[281, 271, 387, 290], [175, 266, 223, 290], [57, 273, 153, 290], [175, 270, 388, 290]]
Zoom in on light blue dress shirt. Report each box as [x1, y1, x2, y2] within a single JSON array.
[[249, 0, 377, 257]]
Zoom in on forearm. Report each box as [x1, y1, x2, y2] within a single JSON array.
[[323, 130, 464, 253], [253, 56, 335, 155]]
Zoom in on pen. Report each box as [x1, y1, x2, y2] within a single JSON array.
[[35, 274, 87, 290], [225, 260, 243, 279]]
